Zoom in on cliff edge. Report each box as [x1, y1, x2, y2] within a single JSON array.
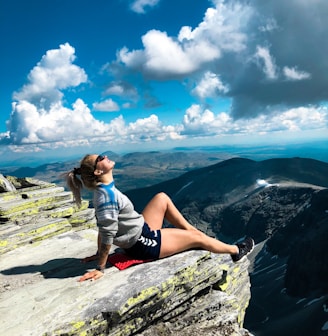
[[0, 176, 253, 336]]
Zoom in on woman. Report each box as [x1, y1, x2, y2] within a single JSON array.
[[64, 154, 254, 282]]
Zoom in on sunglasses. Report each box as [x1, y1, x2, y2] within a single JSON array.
[[94, 154, 106, 170]]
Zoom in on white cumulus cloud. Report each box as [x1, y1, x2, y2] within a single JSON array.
[[13, 43, 87, 109], [130, 0, 160, 14], [283, 66, 311, 81], [192, 71, 229, 99], [2, 43, 181, 150], [255, 46, 278, 80], [117, 0, 252, 79], [93, 99, 119, 112], [181, 104, 328, 138]]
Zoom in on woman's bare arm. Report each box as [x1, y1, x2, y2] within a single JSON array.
[[78, 242, 111, 282]]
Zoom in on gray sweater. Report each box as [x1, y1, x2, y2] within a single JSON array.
[[93, 182, 144, 248]]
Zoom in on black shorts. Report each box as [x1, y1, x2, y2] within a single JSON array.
[[125, 223, 161, 260]]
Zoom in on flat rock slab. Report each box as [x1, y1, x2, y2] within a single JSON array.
[[0, 229, 99, 335], [0, 229, 235, 336]]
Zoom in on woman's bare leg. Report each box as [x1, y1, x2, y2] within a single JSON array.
[[142, 192, 199, 231], [142, 193, 241, 259], [159, 228, 238, 259]]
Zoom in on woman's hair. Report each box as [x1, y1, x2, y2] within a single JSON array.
[[63, 154, 99, 206]]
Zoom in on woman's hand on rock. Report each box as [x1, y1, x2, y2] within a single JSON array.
[[78, 270, 104, 282]]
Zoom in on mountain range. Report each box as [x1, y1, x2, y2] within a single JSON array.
[[1, 150, 233, 191], [1, 152, 328, 335]]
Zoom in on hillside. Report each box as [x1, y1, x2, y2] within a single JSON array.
[[125, 157, 328, 336]]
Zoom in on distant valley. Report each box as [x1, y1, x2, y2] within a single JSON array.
[[1, 140, 328, 189], [0, 150, 235, 192]]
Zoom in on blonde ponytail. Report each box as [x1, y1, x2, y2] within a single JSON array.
[[62, 154, 100, 206], [62, 168, 83, 207]]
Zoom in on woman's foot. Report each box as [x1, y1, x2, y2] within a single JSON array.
[[231, 237, 255, 262]]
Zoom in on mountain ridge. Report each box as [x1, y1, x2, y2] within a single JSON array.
[[125, 157, 328, 211]]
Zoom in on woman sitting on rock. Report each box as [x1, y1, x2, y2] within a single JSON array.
[[64, 154, 254, 282]]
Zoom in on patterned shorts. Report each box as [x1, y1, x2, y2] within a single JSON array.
[[125, 222, 161, 260]]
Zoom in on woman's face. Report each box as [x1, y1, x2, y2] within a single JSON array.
[[91, 154, 115, 173]]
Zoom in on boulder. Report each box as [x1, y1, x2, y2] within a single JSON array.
[[0, 173, 16, 192]]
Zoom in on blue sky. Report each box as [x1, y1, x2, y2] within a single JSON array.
[[1, 0, 328, 162]]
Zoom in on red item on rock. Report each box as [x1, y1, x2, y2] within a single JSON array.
[[107, 253, 153, 270]]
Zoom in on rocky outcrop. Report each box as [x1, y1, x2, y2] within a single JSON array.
[[0, 176, 95, 255], [0, 175, 253, 336]]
